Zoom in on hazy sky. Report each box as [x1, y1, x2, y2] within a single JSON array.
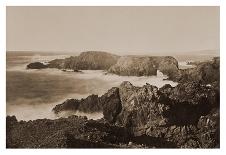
[[6, 6, 219, 55]]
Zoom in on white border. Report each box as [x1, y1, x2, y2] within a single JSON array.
[[0, 0, 225, 155]]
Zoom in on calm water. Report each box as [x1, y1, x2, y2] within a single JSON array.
[[6, 51, 183, 121]]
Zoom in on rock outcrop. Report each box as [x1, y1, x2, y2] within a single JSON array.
[[27, 62, 48, 69], [175, 57, 220, 84], [52, 95, 102, 114], [108, 56, 179, 77], [50, 79, 219, 148], [115, 81, 167, 136], [48, 51, 119, 70], [108, 56, 158, 76], [53, 87, 121, 123]]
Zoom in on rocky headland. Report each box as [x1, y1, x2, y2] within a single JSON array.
[[26, 51, 179, 79], [26, 51, 219, 84], [8, 52, 220, 148]]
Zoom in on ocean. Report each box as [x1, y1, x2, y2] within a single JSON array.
[[6, 51, 202, 121]]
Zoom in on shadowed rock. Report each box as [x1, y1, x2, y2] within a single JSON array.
[[175, 57, 220, 84], [27, 62, 48, 69], [6, 115, 129, 148], [52, 87, 121, 123]]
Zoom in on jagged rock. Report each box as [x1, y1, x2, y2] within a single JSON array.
[[52, 95, 102, 114], [52, 99, 80, 114], [6, 115, 130, 148], [52, 87, 121, 123], [176, 57, 220, 84], [27, 62, 48, 69], [197, 109, 220, 148], [166, 82, 219, 107], [99, 87, 122, 123], [115, 81, 168, 136]]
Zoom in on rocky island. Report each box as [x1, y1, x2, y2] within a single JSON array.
[[26, 51, 180, 79], [8, 52, 220, 148]]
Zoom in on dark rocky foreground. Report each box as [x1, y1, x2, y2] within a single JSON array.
[[7, 80, 219, 148], [7, 84, 219, 148], [8, 54, 219, 148]]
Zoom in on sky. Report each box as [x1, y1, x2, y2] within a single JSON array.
[[6, 6, 219, 55]]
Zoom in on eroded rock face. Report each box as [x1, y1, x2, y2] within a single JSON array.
[[115, 81, 167, 136], [27, 62, 48, 69], [108, 56, 158, 76], [115, 81, 219, 147], [100, 87, 122, 123], [108, 56, 179, 77], [156, 56, 179, 80]]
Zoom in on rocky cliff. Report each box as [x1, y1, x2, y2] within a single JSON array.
[[108, 56, 179, 77]]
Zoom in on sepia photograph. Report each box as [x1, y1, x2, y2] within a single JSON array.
[[6, 6, 220, 148]]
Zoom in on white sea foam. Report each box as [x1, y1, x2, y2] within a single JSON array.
[[178, 61, 195, 69]]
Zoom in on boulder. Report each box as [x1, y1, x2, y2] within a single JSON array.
[[27, 62, 48, 69], [115, 81, 168, 136]]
